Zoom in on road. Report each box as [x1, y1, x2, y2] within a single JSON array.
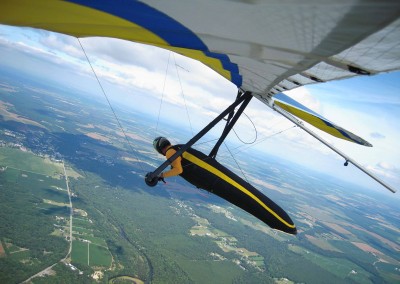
[[62, 161, 73, 260], [22, 161, 73, 283]]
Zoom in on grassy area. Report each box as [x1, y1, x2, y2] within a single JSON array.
[[5, 243, 25, 254], [289, 244, 373, 283], [36, 203, 70, 216], [249, 255, 265, 267], [0, 147, 63, 177], [72, 226, 94, 236], [89, 244, 112, 267], [14, 169, 69, 205], [73, 218, 93, 228], [81, 235, 107, 247], [375, 262, 400, 283], [0, 166, 19, 183], [71, 240, 88, 266], [177, 259, 242, 283], [43, 199, 70, 207], [71, 240, 111, 268], [110, 276, 144, 284], [8, 250, 31, 261]]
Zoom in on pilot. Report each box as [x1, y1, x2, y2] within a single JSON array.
[[149, 136, 297, 235], [152, 136, 183, 180], [152, 136, 226, 189]]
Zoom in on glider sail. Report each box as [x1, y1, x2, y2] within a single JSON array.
[[2, 0, 400, 95]]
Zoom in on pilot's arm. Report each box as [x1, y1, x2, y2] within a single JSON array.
[[161, 148, 183, 178]]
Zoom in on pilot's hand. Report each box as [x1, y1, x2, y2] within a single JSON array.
[[158, 175, 166, 184]]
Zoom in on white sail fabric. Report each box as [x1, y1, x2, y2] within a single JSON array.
[[148, 0, 400, 97]]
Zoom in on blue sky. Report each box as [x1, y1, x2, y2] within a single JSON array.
[[0, 24, 399, 196]]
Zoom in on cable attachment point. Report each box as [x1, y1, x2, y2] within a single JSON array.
[[344, 160, 349, 167], [145, 172, 166, 187], [145, 172, 158, 187]]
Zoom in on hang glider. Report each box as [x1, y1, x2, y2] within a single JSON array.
[[1, 3, 398, 193]]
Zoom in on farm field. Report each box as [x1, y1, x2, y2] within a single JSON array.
[[71, 215, 112, 269], [0, 147, 63, 177]]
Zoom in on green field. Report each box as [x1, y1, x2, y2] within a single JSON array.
[[0, 166, 69, 217], [289, 245, 373, 283], [71, 240, 112, 268], [177, 259, 243, 283], [4, 242, 24, 254], [8, 250, 31, 261], [375, 262, 400, 283], [0, 147, 63, 177], [71, 240, 89, 266], [89, 243, 112, 267], [73, 218, 93, 228], [37, 202, 70, 216], [73, 226, 94, 236], [0, 165, 19, 183], [82, 235, 107, 247]]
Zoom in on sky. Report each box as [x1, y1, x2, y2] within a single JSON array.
[[0, 24, 399, 197]]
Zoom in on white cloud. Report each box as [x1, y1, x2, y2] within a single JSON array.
[[81, 37, 170, 71], [285, 87, 322, 114], [39, 33, 84, 59], [367, 162, 400, 183]]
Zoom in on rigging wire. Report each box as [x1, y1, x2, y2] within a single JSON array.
[[173, 53, 194, 137], [186, 112, 295, 171], [232, 125, 297, 155], [230, 111, 258, 145], [223, 142, 249, 183], [176, 117, 296, 185], [155, 51, 171, 133], [193, 138, 219, 147], [77, 38, 146, 173]]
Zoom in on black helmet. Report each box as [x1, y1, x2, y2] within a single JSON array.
[[153, 136, 171, 155]]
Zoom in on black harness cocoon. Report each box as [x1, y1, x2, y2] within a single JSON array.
[[171, 145, 297, 235]]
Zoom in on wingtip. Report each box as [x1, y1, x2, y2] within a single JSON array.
[[365, 141, 373, 147]]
